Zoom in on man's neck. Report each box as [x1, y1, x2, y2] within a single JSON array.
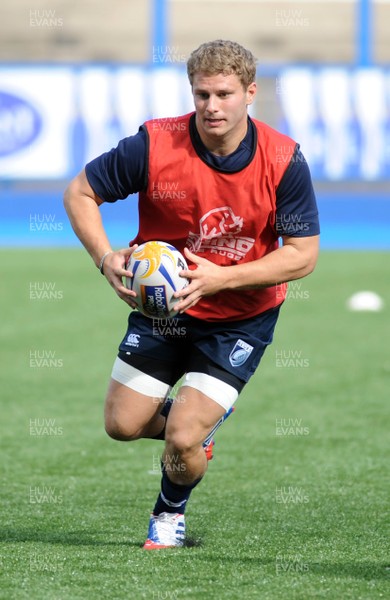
[[195, 117, 249, 157]]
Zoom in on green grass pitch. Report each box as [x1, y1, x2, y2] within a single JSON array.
[[1, 248, 389, 599]]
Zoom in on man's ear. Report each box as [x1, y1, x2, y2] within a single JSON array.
[[246, 81, 257, 106]]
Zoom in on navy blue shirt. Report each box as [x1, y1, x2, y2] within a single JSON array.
[[86, 116, 320, 237]]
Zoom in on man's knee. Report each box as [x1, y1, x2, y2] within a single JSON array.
[[165, 427, 201, 455], [104, 381, 165, 441], [104, 413, 142, 441], [103, 365, 173, 441], [104, 395, 147, 441]]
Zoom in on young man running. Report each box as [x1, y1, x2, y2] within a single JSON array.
[[64, 40, 320, 549]]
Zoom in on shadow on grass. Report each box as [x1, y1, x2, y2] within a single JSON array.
[[0, 528, 204, 550], [193, 553, 390, 581], [183, 536, 203, 548], [1, 529, 388, 580], [307, 561, 390, 581], [0, 528, 141, 548]]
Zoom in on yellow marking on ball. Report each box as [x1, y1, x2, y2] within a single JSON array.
[[133, 241, 176, 278]]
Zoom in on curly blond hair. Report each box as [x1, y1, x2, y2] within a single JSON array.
[[187, 40, 257, 89]]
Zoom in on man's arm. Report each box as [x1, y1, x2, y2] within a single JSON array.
[[64, 169, 111, 266], [223, 234, 319, 289], [63, 169, 137, 305], [174, 235, 319, 312]]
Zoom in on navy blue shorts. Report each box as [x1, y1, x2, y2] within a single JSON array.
[[117, 306, 282, 392]]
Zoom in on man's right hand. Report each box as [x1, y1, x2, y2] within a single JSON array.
[[101, 245, 139, 307]]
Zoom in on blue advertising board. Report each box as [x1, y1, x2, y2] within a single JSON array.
[[0, 65, 389, 249], [0, 65, 389, 181]]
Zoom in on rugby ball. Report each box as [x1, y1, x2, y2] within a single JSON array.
[[126, 241, 189, 319]]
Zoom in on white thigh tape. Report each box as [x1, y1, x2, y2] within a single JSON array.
[[111, 357, 171, 398], [183, 372, 238, 411]]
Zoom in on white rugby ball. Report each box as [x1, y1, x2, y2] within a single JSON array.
[[126, 241, 189, 319]]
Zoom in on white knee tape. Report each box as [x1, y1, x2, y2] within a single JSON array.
[[183, 372, 238, 411], [111, 357, 171, 398]]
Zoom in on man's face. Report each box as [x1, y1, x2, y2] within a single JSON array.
[[192, 72, 256, 153]]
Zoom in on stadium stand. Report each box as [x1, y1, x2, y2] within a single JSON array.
[[0, 0, 389, 64]]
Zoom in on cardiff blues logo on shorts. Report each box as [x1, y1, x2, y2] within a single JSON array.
[[229, 339, 254, 368]]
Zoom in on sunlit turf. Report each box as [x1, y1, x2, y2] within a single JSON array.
[[1, 249, 389, 599]]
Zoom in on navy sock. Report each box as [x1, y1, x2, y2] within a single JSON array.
[[153, 469, 202, 515]]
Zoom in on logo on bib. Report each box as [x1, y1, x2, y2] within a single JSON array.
[[229, 339, 254, 367], [187, 206, 255, 261]]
